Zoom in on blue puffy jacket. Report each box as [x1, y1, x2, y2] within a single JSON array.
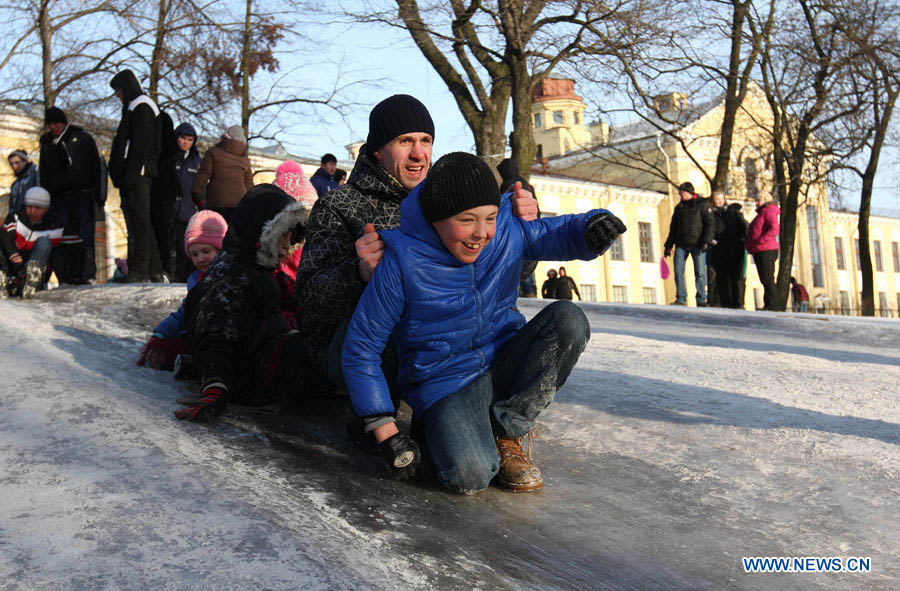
[[342, 183, 606, 419], [153, 269, 202, 338]]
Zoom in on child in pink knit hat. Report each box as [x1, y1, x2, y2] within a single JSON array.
[[274, 160, 318, 208], [138, 210, 228, 371]]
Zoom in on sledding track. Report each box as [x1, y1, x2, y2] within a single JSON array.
[[1, 285, 898, 590]]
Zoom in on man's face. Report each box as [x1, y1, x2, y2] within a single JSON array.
[[26, 205, 48, 223], [114, 88, 125, 103], [547, 270, 557, 279], [373, 132, 433, 190], [713, 193, 725, 207], [323, 161, 337, 175], [432, 205, 498, 265], [177, 135, 194, 152], [679, 190, 693, 201], [559, 267, 567, 277], [48, 122, 66, 137], [8, 157, 24, 173]]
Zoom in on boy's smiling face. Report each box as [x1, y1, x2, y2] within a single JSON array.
[[432, 204, 499, 264]]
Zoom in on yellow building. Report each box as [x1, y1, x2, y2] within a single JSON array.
[[528, 78, 899, 315]]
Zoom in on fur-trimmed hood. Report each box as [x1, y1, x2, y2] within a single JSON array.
[[221, 184, 309, 270]]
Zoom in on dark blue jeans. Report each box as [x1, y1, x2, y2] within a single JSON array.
[[423, 300, 590, 494], [673, 246, 707, 305]]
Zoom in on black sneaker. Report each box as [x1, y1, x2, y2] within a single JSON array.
[[670, 300, 687, 306], [173, 354, 198, 381]]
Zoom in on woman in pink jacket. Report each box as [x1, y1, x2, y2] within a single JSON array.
[[746, 192, 780, 311]]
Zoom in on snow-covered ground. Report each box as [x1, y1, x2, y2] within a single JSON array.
[[1, 285, 898, 590]]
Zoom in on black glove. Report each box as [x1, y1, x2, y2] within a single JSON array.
[[584, 212, 627, 255], [664, 246, 672, 257], [379, 432, 421, 481], [175, 386, 227, 422]]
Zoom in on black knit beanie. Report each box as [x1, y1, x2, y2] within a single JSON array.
[[678, 181, 694, 194], [367, 94, 435, 153], [419, 152, 500, 223], [45, 106, 67, 125]]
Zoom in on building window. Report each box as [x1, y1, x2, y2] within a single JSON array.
[[534, 112, 542, 128], [581, 284, 597, 302], [855, 238, 861, 268], [892, 242, 900, 273], [642, 286, 657, 304], [834, 237, 846, 270], [878, 292, 889, 317], [806, 205, 824, 287], [744, 157, 759, 200], [840, 291, 850, 315], [553, 110, 564, 124], [612, 285, 628, 302], [873, 240, 884, 272], [609, 235, 625, 260], [574, 112, 581, 125], [638, 222, 654, 263]]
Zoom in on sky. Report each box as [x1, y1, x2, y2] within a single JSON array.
[[276, 10, 900, 215]]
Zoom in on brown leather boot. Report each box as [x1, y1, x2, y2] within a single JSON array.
[[494, 428, 544, 492]]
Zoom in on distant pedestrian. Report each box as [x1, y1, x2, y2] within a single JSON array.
[[191, 125, 253, 223], [555, 266, 581, 301], [310, 153, 339, 197], [708, 190, 748, 308], [746, 191, 780, 311], [172, 122, 202, 281], [542, 268, 558, 299], [663, 182, 715, 306], [7, 150, 39, 214], [789, 277, 809, 313], [109, 69, 163, 283]]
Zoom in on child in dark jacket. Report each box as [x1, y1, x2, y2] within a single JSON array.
[[341, 153, 626, 495], [175, 184, 309, 422], [137, 210, 228, 370]]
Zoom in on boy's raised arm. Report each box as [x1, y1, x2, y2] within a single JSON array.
[[520, 209, 626, 262]]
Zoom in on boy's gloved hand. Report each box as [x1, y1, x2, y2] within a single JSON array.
[[585, 212, 627, 255], [379, 432, 421, 480], [174, 386, 227, 422]]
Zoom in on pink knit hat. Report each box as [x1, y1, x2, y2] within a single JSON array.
[[274, 160, 318, 207], [184, 210, 228, 255]]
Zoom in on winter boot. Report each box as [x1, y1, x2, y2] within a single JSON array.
[[21, 260, 43, 300], [0, 269, 7, 299], [494, 428, 544, 492]]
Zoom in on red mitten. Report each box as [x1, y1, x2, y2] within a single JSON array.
[[175, 386, 227, 422]]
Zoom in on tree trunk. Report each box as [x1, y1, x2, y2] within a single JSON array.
[[39, 0, 53, 108], [240, 0, 252, 137], [148, 0, 170, 103], [476, 100, 510, 173], [509, 58, 537, 180]]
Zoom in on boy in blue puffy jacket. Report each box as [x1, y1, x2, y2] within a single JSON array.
[[342, 153, 625, 494]]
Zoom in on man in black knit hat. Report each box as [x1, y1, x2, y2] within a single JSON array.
[[297, 95, 539, 405]]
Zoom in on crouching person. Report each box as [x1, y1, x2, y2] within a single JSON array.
[[341, 153, 626, 494], [137, 210, 228, 370], [1, 187, 79, 299], [175, 185, 309, 421]]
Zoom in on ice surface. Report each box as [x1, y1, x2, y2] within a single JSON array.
[[1, 285, 898, 590]]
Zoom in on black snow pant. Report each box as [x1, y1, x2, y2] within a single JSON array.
[[120, 178, 161, 281], [52, 190, 96, 283], [150, 198, 177, 279], [173, 218, 193, 282], [232, 332, 308, 407], [753, 250, 779, 311]]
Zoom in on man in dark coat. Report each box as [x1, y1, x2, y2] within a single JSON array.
[[172, 122, 202, 281], [38, 107, 103, 283], [555, 266, 581, 300], [150, 111, 179, 280], [708, 190, 748, 308], [310, 153, 339, 197], [108, 69, 162, 282], [664, 182, 715, 306], [177, 185, 309, 421], [541, 268, 558, 299], [7, 150, 40, 213]]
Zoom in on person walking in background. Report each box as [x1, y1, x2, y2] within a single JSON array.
[[172, 122, 202, 282], [541, 268, 559, 299], [150, 112, 179, 282], [108, 69, 163, 283], [746, 191, 780, 311], [789, 277, 809, 313], [7, 150, 39, 214], [191, 125, 254, 224], [310, 153, 339, 197], [708, 190, 748, 308], [555, 266, 581, 301], [663, 182, 715, 306]]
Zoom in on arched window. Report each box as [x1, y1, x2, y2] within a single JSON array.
[[744, 157, 759, 200]]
